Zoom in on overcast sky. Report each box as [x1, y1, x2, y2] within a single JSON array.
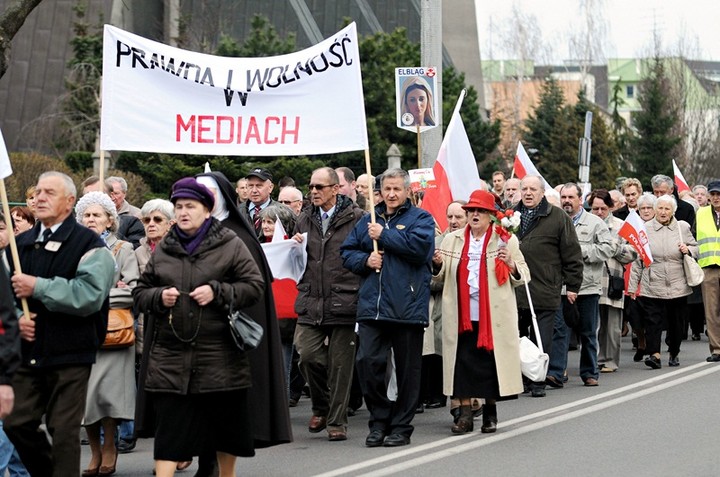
[[475, 0, 719, 63]]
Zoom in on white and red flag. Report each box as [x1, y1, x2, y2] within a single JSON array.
[[618, 210, 653, 266], [672, 159, 690, 194], [421, 90, 481, 231], [513, 142, 551, 189]]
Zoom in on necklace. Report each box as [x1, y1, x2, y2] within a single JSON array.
[[169, 308, 203, 343]]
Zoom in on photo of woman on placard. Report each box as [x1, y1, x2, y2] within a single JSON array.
[[400, 76, 436, 127]]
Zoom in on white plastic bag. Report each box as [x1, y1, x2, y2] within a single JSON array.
[[519, 282, 549, 382]]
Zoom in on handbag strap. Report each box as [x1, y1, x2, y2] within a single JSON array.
[[522, 281, 544, 354]]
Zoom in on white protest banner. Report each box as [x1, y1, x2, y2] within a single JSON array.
[[395, 67, 439, 132], [101, 23, 368, 156]]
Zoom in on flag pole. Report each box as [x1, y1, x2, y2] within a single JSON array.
[[98, 149, 105, 185], [416, 124, 421, 169], [363, 148, 379, 254], [0, 179, 31, 319]]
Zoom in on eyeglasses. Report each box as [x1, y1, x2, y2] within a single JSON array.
[[280, 199, 301, 205], [142, 216, 166, 224], [308, 184, 336, 191]]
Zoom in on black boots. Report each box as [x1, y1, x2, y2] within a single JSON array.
[[481, 403, 497, 433]]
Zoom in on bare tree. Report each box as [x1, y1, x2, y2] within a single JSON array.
[[0, 0, 44, 78], [665, 31, 720, 184], [566, 0, 608, 90]]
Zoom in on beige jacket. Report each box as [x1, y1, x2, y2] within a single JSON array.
[[628, 218, 698, 299], [433, 228, 529, 397]]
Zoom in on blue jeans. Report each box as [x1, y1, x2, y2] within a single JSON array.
[[0, 421, 30, 477], [548, 295, 600, 382], [118, 420, 134, 442]]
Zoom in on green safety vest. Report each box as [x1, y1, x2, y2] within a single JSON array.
[[696, 206, 720, 267]]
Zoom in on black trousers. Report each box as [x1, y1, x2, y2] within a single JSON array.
[[355, 322, 424, 437], [638, 296, 686, 357], [5, 364, 91, 477]]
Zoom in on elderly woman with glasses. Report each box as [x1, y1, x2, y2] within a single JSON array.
[[75, 192, 140, 477], [433, 190, 529, 435], [136, 199, 175, 274]]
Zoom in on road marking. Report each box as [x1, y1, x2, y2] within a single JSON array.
[[315, 362, 718, 477]]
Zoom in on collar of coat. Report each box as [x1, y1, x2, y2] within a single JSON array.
[[514, 196, 551, 217], [650, 217, 678, 232], [376, 198, 412, 219]]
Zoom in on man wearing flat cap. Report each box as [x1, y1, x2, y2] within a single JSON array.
[[695, 180, 720, 362], [240, 168, 280, 239]]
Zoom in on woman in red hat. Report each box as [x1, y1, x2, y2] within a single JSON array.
[[432, 189, 530, 434]]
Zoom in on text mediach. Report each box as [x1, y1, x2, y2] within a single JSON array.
[[176, 114, 300, 144]]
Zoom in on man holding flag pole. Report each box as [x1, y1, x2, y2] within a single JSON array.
[[0, 136, 115, 474]]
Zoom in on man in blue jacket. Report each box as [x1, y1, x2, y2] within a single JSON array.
[[341, 168, 435, 448]]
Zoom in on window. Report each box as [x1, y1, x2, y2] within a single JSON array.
[[626, 85, 634, 99]]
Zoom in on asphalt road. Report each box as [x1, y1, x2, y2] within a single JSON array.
[[84, 333, 720, 477]]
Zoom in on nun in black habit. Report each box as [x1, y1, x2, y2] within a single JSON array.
[[195, 171, 292, 448]]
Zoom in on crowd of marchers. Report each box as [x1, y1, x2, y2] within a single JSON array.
[[1, 165, 719, 477]]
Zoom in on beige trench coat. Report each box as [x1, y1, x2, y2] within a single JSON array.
[[433, 227, 530, 397]]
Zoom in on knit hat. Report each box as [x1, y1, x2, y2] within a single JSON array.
[[170, 177, 215, 211]]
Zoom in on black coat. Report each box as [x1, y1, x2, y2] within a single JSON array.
[[0, 263, 20, 385]]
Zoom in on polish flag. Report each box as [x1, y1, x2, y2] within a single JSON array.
[[618, 210, 653, 266], [513, 142, 551, 189], [672, 159, 690, 193], [421, 90, 481, 231]]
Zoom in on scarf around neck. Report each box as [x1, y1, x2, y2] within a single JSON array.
[[457, 225, 494, 351], [175, 218, 213, 255]]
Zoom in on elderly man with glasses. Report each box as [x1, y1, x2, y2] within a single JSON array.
[[291, 167, 365, 442], [278, 186, 304, 216]]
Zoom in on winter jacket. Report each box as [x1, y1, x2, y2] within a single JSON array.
[[341, 199, 435, 326], [574, 209, 617, 295], [514, 198, 583, 310], [0, 263, 20, 385], [133, 219, 263, 394], [293, 195, 365, 326], [599, 215, 637, 309], [628, 218, 698, 299], [11, 218, 115, 368]]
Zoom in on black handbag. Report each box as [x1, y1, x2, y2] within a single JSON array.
[[606, 263, 625, 300], [227, 289, 263, 351]]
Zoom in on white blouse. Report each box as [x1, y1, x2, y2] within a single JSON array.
[[466, 230, 487, 322]]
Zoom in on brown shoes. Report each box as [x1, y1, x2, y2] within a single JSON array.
[[308, 415, 327, 433], [583, 378, 599, 386], [327, 429, 347, 441]]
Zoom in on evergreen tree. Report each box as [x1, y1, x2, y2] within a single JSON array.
[[56, 1, 103, 155], [629, 56, 682, 188]]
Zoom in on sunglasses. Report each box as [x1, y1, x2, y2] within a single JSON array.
[[142, 216, 166, 224], [308, 184, 336, 191], [280, 199, 301, 205]]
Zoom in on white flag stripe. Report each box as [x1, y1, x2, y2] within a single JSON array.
[[0, 128, 12, 179], [261, 233, 308, 282]]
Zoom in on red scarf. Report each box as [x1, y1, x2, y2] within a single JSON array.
[[457, 226, 494, 351]]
